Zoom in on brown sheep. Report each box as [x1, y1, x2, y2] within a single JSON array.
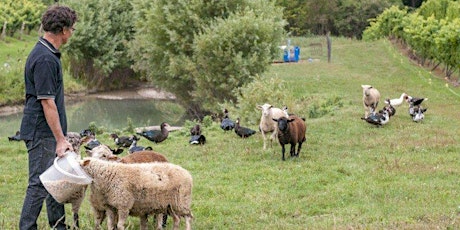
[[361, 84, 381, 118], [273, 115, 307, 161]]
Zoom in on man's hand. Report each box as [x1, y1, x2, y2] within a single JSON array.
[[56, 139, 74, 158]]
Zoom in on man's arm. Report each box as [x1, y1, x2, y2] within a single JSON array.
[[41, 98, 73, 157]]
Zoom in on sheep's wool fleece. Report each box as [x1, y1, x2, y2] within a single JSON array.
[[81, 158, 192, 216]]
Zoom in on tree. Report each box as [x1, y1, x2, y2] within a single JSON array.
[[276, 0, 401, 38], [63, 0, 137, 90], [129, 0, 286, 118]]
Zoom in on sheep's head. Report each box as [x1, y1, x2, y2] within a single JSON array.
[[258, 103, 273, 117], [85, 144, 114, 160], [272, 117, 294, 132]]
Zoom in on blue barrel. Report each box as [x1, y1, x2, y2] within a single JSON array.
[[294, 46, 300, 62], [283, 49, 289, 62]]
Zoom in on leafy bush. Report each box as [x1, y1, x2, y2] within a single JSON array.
[[129, 0, 286, 118]]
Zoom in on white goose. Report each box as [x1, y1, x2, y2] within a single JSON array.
[[384, 93, 408, 106]]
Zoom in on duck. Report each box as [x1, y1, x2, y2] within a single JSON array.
[[234, 118, 256, 138], [412, 106, 427, 122], [189, 134, 206, 145], [110, 133, 134, 148], [137, 122, 171, 143], [383, 99, 396, 117], [79, 128, 94, 138], [220, 109, 235, 132], [384, 93, 408, 106], [128, 135, 153, 153], [190, 124, 201, 136], [361, 110, 390, 127], [8, 131, 21, 141], [406, 96, 428, 106], [83, 137, 102, 151]]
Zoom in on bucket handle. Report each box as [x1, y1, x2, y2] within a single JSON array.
[[53, 157, 87, 180]]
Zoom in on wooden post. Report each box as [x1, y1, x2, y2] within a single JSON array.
[[1, 21, 7, 40], [326, 32, 331, 63]]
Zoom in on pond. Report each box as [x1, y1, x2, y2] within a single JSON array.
[[0, 89, 186, 139]]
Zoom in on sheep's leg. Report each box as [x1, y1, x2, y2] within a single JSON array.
[[270, 131, 278, 149], [106, 208, 117, 230], [296, 142, 303, 157], [184, 215, 192, 230], [140, 214, 149, 230], [290, 144, 295, 157], [92, 208, 106, 230], [73, 212, 79, 229], [116, 209, 129, 230], [261, 130, 267, 150], [172, 214, 181, 230], [162, 213, 168, 228], [281, 144, 286, 161], [155, 214, 164, 230]]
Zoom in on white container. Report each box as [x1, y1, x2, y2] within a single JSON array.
[[39, 151, 92, 203]]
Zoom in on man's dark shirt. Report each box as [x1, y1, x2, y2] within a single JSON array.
[[20, 37, 67, 140]]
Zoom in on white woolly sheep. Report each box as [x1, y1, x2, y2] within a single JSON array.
[[361, 85, 381, 118], [273, 115, 307, 161], [85, 144, 170, 229], [80, 158, 193, 230], [257, 103, 288, 150]]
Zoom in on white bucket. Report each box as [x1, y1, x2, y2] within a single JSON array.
[[39, 151, 92, 203]]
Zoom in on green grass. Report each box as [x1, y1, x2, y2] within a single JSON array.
[[1, 37, 460, 229]]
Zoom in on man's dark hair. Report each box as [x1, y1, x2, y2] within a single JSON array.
[[41, 5, 78, 34]]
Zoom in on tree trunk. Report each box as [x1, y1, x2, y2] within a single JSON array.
[[1, 21, 7, 40], [20, 22, 25, 40]]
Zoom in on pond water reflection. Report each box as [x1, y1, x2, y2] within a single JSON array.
[[0, 98, 185, 138]]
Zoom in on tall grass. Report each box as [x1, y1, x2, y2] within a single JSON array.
[[1, 37, 460, 229]]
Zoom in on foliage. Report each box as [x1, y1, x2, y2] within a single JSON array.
[[275, 0, 400, 38], [363, 0, 460, 78], [62, 0, 137, 90], [417, 0, 452, 20], [129, 0, 286, 118], [0, 0, 45, 39], [362, 6, 408, 41], [220, 75, 292, 126]]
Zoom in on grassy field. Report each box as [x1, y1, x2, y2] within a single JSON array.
[[1, 37, 460, 229]]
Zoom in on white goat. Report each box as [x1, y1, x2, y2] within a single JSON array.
[[361, 85, 380, 118], [257, 103, 288, 150]]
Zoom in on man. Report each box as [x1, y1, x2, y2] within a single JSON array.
[[19, 5, 77, 230]]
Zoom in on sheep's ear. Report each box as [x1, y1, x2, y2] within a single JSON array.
[[272, 118, 278, 122], [82, 159, 91, 166], [288, 118, 295, 123], [85, 149, 93, 157], [257, 105, 262, 109], [107, 155, 118, 161]]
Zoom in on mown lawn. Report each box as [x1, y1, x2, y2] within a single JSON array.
[[0, 37, 459, 229]]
